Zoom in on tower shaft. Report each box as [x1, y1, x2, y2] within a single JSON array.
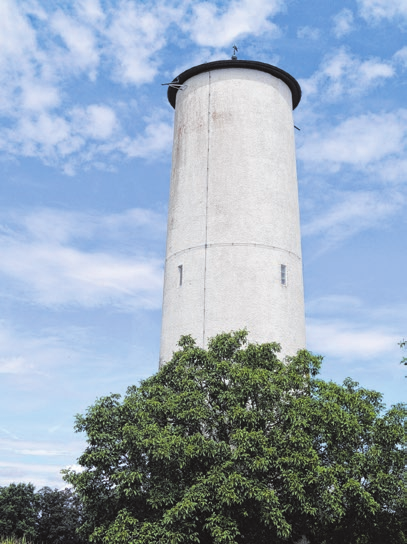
[[160, 61, 305, 366]]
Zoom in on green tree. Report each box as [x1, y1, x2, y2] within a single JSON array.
[[0, 483, 38, 540], [36, 487, 85, 544], [64, 332, 407, 544], [400, 339, 407, 367]]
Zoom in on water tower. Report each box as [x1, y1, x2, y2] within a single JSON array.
[[160, 58, 305, 366]]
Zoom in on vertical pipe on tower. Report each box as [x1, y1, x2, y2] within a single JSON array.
[[160, 59, 305, 366]]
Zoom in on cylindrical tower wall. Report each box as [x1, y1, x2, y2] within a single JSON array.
[[160, 63, 305, 366]]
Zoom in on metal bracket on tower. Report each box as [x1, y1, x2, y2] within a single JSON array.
[[162, 78, 187, 91]]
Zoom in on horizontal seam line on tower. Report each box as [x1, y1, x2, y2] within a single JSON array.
[[166, 242, 301, 261]]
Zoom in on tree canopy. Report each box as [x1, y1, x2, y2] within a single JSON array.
[[36, 487, 84, 544], [0, 483, 38, 540], [64, 331, 407, 544], [0, 484, 84, 543]]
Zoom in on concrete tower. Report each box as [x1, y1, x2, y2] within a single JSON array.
[[159, 59, 305, 366]]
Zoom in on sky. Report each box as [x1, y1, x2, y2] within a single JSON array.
[[0, 0, 406, 489]]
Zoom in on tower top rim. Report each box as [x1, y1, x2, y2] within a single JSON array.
[[167, 59, 302, 110]]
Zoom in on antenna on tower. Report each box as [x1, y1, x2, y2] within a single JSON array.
[[231, 44, 238, 60]]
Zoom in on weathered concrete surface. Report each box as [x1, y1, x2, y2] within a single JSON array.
[[160, 66, 305, 366]]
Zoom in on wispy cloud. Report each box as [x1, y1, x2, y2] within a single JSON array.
[[298, 110, 407, 175], [393, 46, 407, 69], [0, 427, 20, 440], [306, 313, 405, 407], [299, 47, 394, 102], [105, 1, 182, 85], [0, 310, 155, 488], [49, 8, 100, 79], [357, 0, 407, 23], [332, 9, 355, 38], [0, 245, 163, 308], [0, 319, 91, 378], [307, 318, 398, 360], [1, 104, 173, 173], [306, 295, 363, 316], [302, 190, 404, 247], [297, 26, 321, 40], [70, 105, 118, 140], [305, 295, 406, 398], [0, 1, 177, 171], [117, 112, 174, 160], [0, 207, 165, 309], [0, 459, 76, 489], [0, 437, 75, 457], [0, 0, 176, 100], [185, 0, 284, 48], [0, 356, 31, 375]]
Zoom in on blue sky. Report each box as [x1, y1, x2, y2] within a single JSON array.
[[0, 0, 406, 489]]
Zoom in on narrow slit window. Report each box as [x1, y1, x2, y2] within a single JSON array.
[[178, 264, 183, 286], [281, 264, 287, 286]]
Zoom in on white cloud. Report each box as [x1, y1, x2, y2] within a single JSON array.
[[0, 0, 56, 116], [0, 0, 165, 118], [298, 110, 407, 172], [0, 1, 38, 61], [105, 1, 181, 85], [70, 104, 118, 140], [378, 158, 407, 183], [0, 460, 67, 488], [120, 118, 174, 159], [21, 83, 61, 112], [306, 295, 363, 315], [0, 428, 20, 440], [306, 301, 406, 401], [75, 0, 105, 24], [1, 437, 72, 456], [12, 113, 75, 158], [0, 207, 165, 309], [357, 0, 407, 22], [297, 26, 321, 40], [0, 319, 98, 392], [302, 190, 404, 245], [307, 319, 399, 359], [1, 106, 172, 170], [0, 356, 29, 375], [16, 449, 67, 456], [332, 8, 354, 37], [0, 245, 163, 308], [19, 207, 165, 243], [20, 0, 48, 20], [299, 47, 394, 101], [393, 46, 407, 69], [0, 311, 154, 488], [50, 10, 100, 79], [186, 0, 284, 47], [0, 1, 177, 170]]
